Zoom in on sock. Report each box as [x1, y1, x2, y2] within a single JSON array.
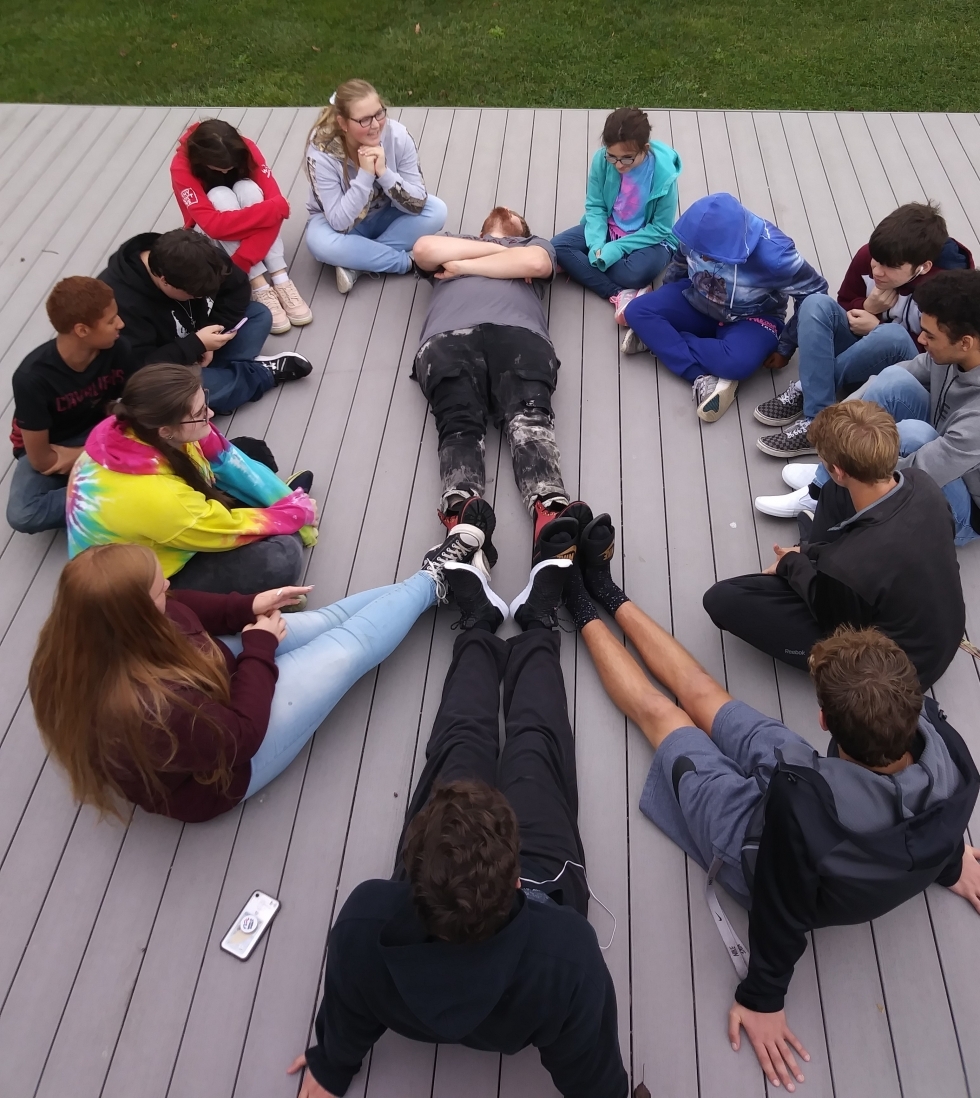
[[583, 566, 630, 617], [271, 271, 290, 286], [562, 564, 600, 630]]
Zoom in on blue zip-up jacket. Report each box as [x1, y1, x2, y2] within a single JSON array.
[[664, 193, 828, 358]]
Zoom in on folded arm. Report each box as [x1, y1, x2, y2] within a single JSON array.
[[411, 235, 509, 270], [437, 246, 554, 281]]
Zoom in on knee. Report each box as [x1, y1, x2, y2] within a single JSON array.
[[232, 178, 265, 207], [897, 418, 938, 452], [702, 580, 741, 629], [551, 226, 585, 254], [206, 185, 241, 211], [305, 216, 340, 264], [798, 293, 837, 325], [244, 298, 274, 337], [421, 195, 448, 228], [263, 533, 304, 587], [864, 363, 920, 402]]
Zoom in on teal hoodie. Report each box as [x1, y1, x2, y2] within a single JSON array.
[[581, 140, 682, 270]]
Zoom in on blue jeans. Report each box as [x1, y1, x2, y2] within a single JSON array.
[[797, 294, 919, 420], [220, 571, 437, 796], [813, 364, 980, 545], [201, 299, 276, 415], [305, 195, 448, 275], [551, 223, 672, 299], [6, 428, 89, 533], [624, 279, 782, 383]]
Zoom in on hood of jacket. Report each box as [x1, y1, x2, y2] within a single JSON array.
[[84, 414, 215, 478], [673, 192, 768, 264], [104, 232, 166, 304]]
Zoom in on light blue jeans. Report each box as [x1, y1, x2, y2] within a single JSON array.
[[217, 571, 437, 797], [797, 294, 919, 419], [812, 364, 980, 545], [305, 194, 447, 274]]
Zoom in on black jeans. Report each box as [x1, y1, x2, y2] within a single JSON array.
[[396, 629, 588, 915], [703, 573, 826, 671], [168, 533, 305, 595], [415, 324, 567, 514]]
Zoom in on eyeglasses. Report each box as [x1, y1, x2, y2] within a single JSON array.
[[351, 107, 387, 128], [605, 151, 638, 167], [180, 389, 210, 425]]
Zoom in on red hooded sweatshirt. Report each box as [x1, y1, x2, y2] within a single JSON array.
[[170, 123, 290, 272]]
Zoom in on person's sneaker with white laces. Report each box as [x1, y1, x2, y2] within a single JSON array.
[[620, 327, 647, 355], [754, 485, 817, 518], [256, 351, 314, 384], [335, 266, 360, 294], [252, 284, 290, 334], [781, 462, 819, 490], [754, 379, 804, 426], [756, 416, 817, 457], [421, 524, 485, 603], [693, 374, 738, 422], [273, 279, 313, 326]]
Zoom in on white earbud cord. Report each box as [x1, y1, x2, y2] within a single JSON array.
[[521, 860, 617, 951]]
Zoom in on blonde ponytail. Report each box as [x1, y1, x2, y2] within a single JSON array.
[[306, 78, 381, 152]]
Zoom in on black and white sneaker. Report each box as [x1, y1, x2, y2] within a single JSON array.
[[693, 374, 738, 422], [257, 352, 314, 385], [754, 380, 804, 426], [457, 496, 499, 569], [756, 416, 817, 457], [286, 469, 314, 494], [421, 524, 485, 603], [444, 561, 509, 632], [620, 328, 647, 355], [510, 559, 573, 630]]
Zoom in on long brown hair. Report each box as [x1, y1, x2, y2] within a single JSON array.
[[185, 119, 255, 192], [307, 78, 381, 153], [111, 363, 236, 507], [29, 544, 234, 817]]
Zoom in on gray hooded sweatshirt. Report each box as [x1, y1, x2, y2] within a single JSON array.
[[305, 118, 428, 231], [897, 352, 980, 506]]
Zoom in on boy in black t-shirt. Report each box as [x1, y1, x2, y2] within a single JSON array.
[[7, 277, 138, 533]]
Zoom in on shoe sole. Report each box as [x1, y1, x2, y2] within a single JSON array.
[[269, 320, 292, 335], [756, 437, 819, 458], [287, 313, 314, 326], [509, 558, 573, 619], [697, 380, 738, 423], [444, 562, 510, 621], [753, 408, 802, 427]]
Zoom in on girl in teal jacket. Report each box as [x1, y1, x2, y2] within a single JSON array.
[[552, 108, 682, 315]]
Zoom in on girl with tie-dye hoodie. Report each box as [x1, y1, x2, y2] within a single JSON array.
[[66, 364, 317, 593]]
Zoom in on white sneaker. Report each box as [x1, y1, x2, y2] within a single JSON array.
[[620, 328, 647, 355], [335, 266, 360, 294], [754, 485, 817, 519], [781, 463, 819, 490], [693, 374, 738, 422]]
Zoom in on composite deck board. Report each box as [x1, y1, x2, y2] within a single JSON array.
[[0, 106, 974, 1098]]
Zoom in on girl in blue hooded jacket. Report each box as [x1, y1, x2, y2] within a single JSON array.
[[551, 109, 681, 317], [624, 193, 828, 423]]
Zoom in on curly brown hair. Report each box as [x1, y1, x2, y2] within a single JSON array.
[[402, 779, 521, 943]]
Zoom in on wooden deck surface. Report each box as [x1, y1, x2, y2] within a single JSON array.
[[1, 103, 980, 1098]]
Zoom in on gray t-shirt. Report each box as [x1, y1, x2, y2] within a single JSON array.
[[417, 235, 557, 349]]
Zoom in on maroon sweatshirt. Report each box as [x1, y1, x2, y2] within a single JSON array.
[[112, 590, 279, 822]]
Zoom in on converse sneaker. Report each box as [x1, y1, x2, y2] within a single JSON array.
[[256, 351, 314, 385], [421, 524, 485, 603], [754, 380, 804, 426], [336, 266, 360, 294], [756, 417, 817, 458], [781, 463, 819, 490], [532, 515, 579, 567], [457, 497, 499, 569], [273, 279, 313, 326], [754, 485, 817, 519], [693, 374, 738, 423], [444, 561, 509, 632], [252, 284, 290, 335], [620, 328, 647, 355], [510, 558, 573, 630]]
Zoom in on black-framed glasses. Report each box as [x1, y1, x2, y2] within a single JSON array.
[[180, 389, 210, 425], [605, 151, 638, 167], [352, 106, 387, 128]]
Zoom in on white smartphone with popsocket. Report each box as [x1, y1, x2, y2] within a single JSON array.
[[220, 890, 280, 960]]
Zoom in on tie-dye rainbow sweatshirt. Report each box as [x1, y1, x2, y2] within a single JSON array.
[[66, 417, 318, 577]]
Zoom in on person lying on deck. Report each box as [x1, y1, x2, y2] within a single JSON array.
[[704, 400, 965, 689], [29, 525, 489, 823], [561, 517, 980, 1091], [288, 501, 629, 1098]]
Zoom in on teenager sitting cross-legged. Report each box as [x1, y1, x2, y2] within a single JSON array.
[[7, 276, 139, 534], [705, 401, 964, 688], [561, 522, 980, 1092], [30, 530, 484, 822], [287, 532, 629, 1098], [755, 201, 973, 457], [101, 228, 311, 414]]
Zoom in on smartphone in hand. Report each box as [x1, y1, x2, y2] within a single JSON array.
[[222, 316, 249, 335]]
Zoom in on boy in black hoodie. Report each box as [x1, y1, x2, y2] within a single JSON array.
[[564, 526, 980, 1093], [704, 400, 965, 687], [99, 229, 311, 414], [288, 543, 628, 1098]]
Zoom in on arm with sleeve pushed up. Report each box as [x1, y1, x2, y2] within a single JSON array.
[[776, 260, 830, 358]]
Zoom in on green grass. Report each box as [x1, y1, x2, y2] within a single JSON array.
[[3, 0, 980, 111]]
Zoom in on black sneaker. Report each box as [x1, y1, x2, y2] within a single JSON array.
[[579, 513, 615, 570], [257, 351, 314, 384], [286, 470, 314, 494], [532, 515, 579, 567], [756, 417, 817, 457], [457, 496, 499, 569], [421, 524, 485, 603], [444, 561, 509, 632], [510, 559, 573, 630], [754, 380, 804, 426]]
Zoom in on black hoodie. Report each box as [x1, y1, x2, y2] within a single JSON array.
[[98, 232, 250, 367], [305, 880, 628, 1098], [777, 468, 965, 688]]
